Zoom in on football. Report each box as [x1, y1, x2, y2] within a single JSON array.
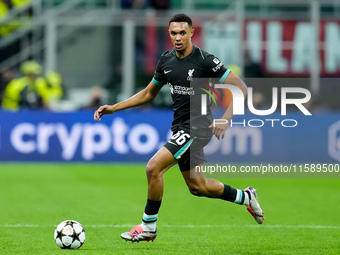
[[54, 220, 86, 249]]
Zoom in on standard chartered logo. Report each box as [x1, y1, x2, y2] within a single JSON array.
[[168, 83, 194, 95]]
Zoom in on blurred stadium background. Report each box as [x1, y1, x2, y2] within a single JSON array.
[[1, 0, 340, 163], [1, 1, 340, 254]]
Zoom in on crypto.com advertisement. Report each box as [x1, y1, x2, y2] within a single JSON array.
[[189, 78, 340, 178], [0, 77, 339, 178]]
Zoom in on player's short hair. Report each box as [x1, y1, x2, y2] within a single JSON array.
[[169, 13, 192, 27]]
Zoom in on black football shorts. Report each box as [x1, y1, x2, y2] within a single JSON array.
[[164, 130, 212, 172]]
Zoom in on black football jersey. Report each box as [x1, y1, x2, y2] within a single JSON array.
[[152, 45, 230, 138]]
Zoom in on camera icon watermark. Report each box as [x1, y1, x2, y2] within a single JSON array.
[[328, 120, 340, 162]]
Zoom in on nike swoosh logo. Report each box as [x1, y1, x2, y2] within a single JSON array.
[[168, 141, 177, 146], [164, 70, 172, 74]]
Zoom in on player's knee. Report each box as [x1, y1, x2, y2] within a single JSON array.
[[188, 183, 205, 197], [145, 160, 160, 179]]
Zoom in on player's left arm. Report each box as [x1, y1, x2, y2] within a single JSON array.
[[210, 71, 248, 140]]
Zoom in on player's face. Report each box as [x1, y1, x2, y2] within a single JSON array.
[[168, 22, 194, 55]]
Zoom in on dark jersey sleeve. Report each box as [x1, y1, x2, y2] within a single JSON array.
[[152, 57, 166, 86], [203, 54, 231, 83]]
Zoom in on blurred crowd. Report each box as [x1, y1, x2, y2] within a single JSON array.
[[0, 0, 332, 113], [0, 61, 63, 111], [0, 58, 327, 113], [0, 0, 32, 37], [121, 0, 169, 10]]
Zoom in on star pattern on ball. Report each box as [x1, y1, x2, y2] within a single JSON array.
[[56, 229, 64, 240], [71, 230, 82, 243], [66, 220, 74, 227]]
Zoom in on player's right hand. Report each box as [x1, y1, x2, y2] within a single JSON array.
[[209, 120, 229, 140], [94, 105, 115, 121]]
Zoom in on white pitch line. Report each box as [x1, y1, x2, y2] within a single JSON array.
[[0, 224, 339, 229]]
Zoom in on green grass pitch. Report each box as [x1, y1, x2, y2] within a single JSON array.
[[0, 163, 339, 254]]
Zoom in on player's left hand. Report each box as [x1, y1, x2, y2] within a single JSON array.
[[209, 121, 229, 140], [94, 104, 115, 121]]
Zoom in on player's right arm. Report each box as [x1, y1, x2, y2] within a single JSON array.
[[94, 81, 162, 121]]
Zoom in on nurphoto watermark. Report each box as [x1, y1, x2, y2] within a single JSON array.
[[199, 81, 312, 128], [194, 163, 340, 178]]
